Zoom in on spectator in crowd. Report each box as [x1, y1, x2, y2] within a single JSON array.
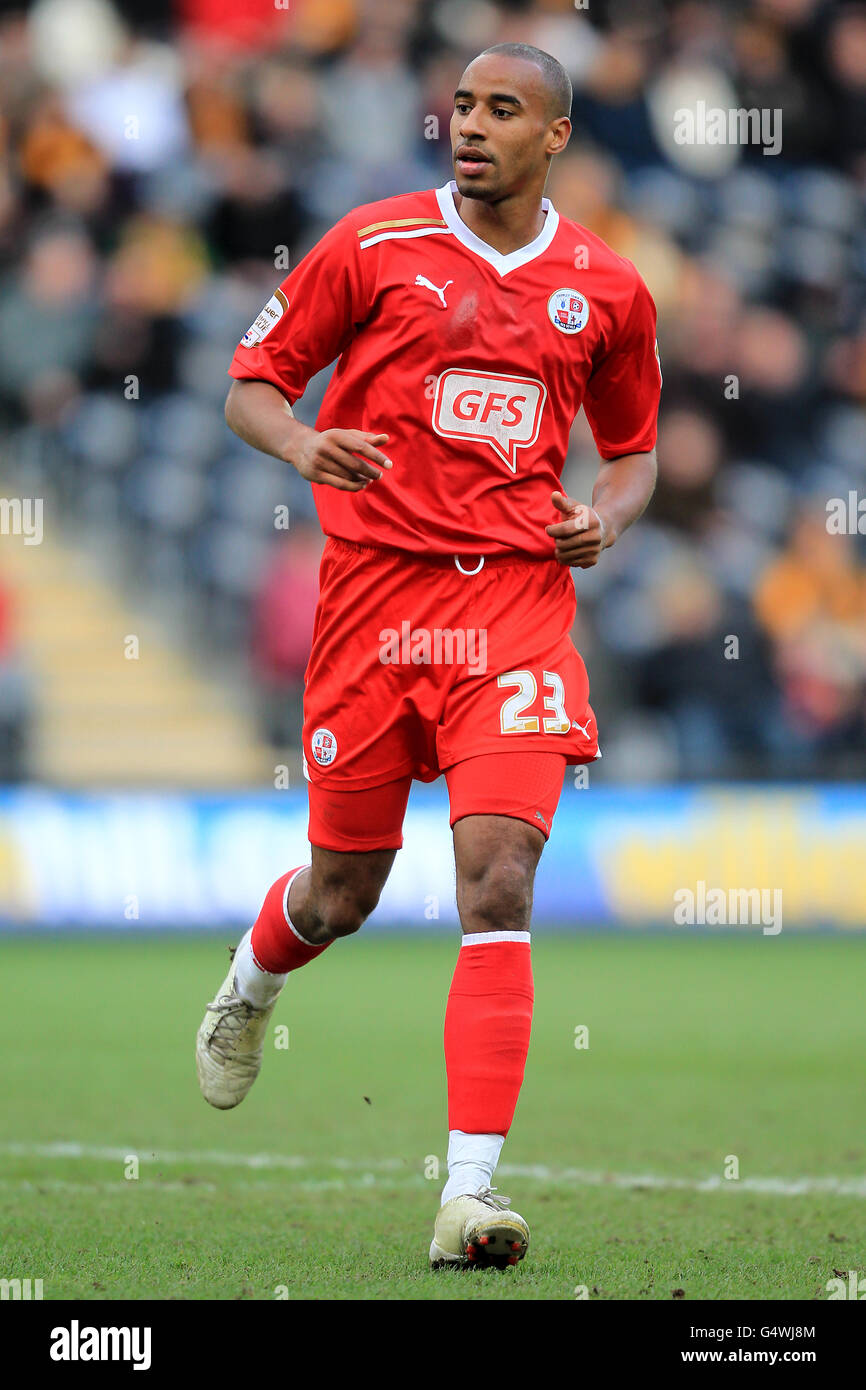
[[250, 523, 323, 749], [754, 506, 866, 767], [0, 577, 31, 782]]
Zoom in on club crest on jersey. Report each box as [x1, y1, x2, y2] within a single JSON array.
[[432, 368, 546, 472], [547, 287, 590, 335], [241, 288, 289, 348], [311, 727, 338, 767]]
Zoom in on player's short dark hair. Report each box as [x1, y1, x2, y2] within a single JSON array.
[[474, 43, 573, 121]]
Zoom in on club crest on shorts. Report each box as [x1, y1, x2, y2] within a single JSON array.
[[547, 288, 590, 334], [311, 727, 338, 767]]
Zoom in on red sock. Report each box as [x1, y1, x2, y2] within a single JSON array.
[[444, 933, 534, 1135], [249, 867, 332, 974]]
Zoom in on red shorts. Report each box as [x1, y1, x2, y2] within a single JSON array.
[[308, 751, 568, 850], [303, 538, 599, 850]]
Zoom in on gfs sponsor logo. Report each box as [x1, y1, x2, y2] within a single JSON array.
[[311, 727, 338, 767], [432, 369, 546, 472], [241, 288, 289, 348]]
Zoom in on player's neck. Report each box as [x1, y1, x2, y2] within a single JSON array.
[[450, 186, 547, 256]]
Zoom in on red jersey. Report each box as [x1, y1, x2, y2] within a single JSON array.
[[229, 180, 661, 558]]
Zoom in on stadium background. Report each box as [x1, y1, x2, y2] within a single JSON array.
[[0, 0, 863, 929]]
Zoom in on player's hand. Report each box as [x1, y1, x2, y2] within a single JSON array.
[[294, 429, 393, 492], [545, 491, 612, 568]]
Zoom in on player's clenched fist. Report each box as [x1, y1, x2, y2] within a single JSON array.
[[295, 429, 392, 493], [545, 490, 612, 568]]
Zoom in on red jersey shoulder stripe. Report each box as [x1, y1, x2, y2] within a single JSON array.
[[356, 215, 448, 238], [357, 219, 450, 251]]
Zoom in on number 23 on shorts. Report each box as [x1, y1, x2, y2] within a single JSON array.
[[497, 670, 570, 735]]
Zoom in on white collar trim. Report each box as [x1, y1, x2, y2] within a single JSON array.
[[435, 179, 559, 277]]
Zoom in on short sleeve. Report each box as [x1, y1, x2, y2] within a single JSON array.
[[228, 214, 370, 405], [583, 270, 661, 460]]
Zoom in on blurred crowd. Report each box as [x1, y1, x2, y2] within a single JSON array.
[[0, 0, 864, 781]]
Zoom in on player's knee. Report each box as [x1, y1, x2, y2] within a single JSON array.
[[307, 881, 382, 941], [320, 903, 365, 939], [460, 855, 535, 934]]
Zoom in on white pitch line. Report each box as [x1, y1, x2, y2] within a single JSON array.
[[0, 1178, 219, 1195], [0, 1141, 405, 1172], [0, 1175, 420, 1196], [1, 1142, 865, 1197]]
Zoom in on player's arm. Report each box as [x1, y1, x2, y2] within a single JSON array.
[[545, 267, 661, 567], [545, 450, 656, 567], [225, 379, 392, 493], [226, 212, 391, 493]]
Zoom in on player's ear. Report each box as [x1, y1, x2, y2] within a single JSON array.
[[546, 117, 571, 157]]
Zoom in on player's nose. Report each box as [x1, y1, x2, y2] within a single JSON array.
[[457, 106, 486, 139]]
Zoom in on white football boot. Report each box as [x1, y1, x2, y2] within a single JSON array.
[[196, 930, 277, 1109], [429, 1187, 530, 1270]]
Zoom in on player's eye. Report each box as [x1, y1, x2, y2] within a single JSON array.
[[492, 108, 513, 119]]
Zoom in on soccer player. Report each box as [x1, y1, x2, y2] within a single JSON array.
[[196, 42, 660, 1270]]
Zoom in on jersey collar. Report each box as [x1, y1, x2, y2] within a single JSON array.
[[435, 179, 559, 277]]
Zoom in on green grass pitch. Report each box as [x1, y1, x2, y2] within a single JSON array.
[[1, 932, 864, 1300]]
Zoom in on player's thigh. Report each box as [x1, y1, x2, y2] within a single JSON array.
[[448, 752, 567, 933], [451, 815, 545, 934], [307, 774, 412, 910], [447, 749, 567, 842], [303, 540, 444, 787]]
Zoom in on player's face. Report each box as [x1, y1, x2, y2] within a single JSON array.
[[450, 56, 569, 201]]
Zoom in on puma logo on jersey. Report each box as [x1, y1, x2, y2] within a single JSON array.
[[415, 274, 453, 307], [571, 717, 593, 737]]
